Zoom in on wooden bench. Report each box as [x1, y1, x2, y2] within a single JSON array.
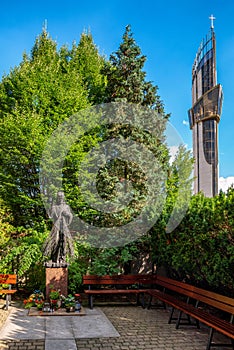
[[0, 274, 17, 310], [83, 274, 157, 309], [147, 275, 234, 350]]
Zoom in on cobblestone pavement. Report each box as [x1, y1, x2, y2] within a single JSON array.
[[0, 306, 232, 350], [76, 306, 232, 350], [0, 340, 44, 350]]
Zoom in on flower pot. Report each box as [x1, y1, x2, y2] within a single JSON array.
[[37, 304, 44, 310], [66, 306, 75, 312], [50, 299, 58, 310], [75, 302, 81, 311]]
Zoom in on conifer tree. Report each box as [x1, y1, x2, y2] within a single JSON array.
[[103, 25, 165, 114], [70, 32, 107, 104]]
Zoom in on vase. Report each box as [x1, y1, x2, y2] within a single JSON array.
[[75, 302, 81, 311]]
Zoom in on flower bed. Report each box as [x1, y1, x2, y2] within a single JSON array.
[[24, 288, 82, 313]]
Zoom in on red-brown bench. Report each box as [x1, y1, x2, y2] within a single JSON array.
[[83, 274, 156, 309], [147, 275, 234, 350], [0, 274, 17, 310]]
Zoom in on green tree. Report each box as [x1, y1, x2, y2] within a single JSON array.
[[0, 223, 48, 290], [0, 29, 104, 286], [102, 25, 165, 112], [150, 145, 194, 268], [70, 31, 107, 104], [82, 25, 172, 274], [0, 29, 91, 227], [151, 189, 234, 295], [0, 199, 14, 248]]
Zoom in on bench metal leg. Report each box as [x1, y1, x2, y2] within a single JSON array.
[[136, 293, 140, 306], [137, 292, 145, 308], [169, 308, 189, 326], [147, 294, 153, 309], [176, 310, 183, 329], [176, 311, 195, 329], [195, 318, 200, 329], [206, 328, 234, 350], [141, 293, 145, 308], [168, 307, 175, 324], [147, 296, 166, 310], [206, 328, 214, 350], [194, 300, 200, 329], [89, 295, 93, 309], [5, 294, 10, 311]]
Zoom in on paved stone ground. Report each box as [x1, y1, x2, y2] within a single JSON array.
[[76, 306, 232, 350], [0, 306, 233, 350]]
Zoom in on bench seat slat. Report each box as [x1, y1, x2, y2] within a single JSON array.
[[0, 274, 17, 285], [148, 289, 234, 339], [83, 274, 155, 285], [0, 289, 17, 294], [85, 289, 147, 294], [150, 276, 234, 314], [155, 276, 234, 307]]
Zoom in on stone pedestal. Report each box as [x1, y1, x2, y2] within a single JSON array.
[[45, 267, 68, 300]]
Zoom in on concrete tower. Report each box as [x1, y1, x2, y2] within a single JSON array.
[[188, 15, 223, 197]]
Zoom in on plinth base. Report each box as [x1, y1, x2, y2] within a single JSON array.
[[28, 306, 86, 316], [45, 266, 68, 299]]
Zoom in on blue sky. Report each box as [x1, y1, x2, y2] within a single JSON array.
[[1, 0, 234, 185]]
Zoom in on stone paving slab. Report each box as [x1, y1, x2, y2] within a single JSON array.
[[0, 308, 45, 340], [45, 339, 76, 350], [45, 316, 74, 339], [0, 306, 119, 346]]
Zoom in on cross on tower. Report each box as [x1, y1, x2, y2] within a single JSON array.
[[209, 14, 216, 29]]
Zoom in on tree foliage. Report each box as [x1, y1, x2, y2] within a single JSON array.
[[74, 25, 171, 271], [0, 29, 105, 227], [102, 25, 165, 112], [70, 31, 107, 104], [152, 188, 234, 295]]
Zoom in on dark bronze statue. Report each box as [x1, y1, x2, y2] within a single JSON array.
[[43, 191, 74, 264]]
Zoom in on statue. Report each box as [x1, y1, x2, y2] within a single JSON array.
[[43, 191, 74, 264]]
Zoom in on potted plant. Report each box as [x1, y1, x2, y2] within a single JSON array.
[[49, 290, 60, 310], [36, 300, 44, 310], [74, 293, 82, 311], [49, 290, 60, 300], [64, 294, 76, 312]]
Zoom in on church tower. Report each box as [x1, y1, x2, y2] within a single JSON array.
[[188, 15, 223, 197]]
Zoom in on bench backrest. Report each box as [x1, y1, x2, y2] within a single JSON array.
[[156, 275, 234, 315], [0, 274, 17, 285], [83, 274, 157, 286]]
